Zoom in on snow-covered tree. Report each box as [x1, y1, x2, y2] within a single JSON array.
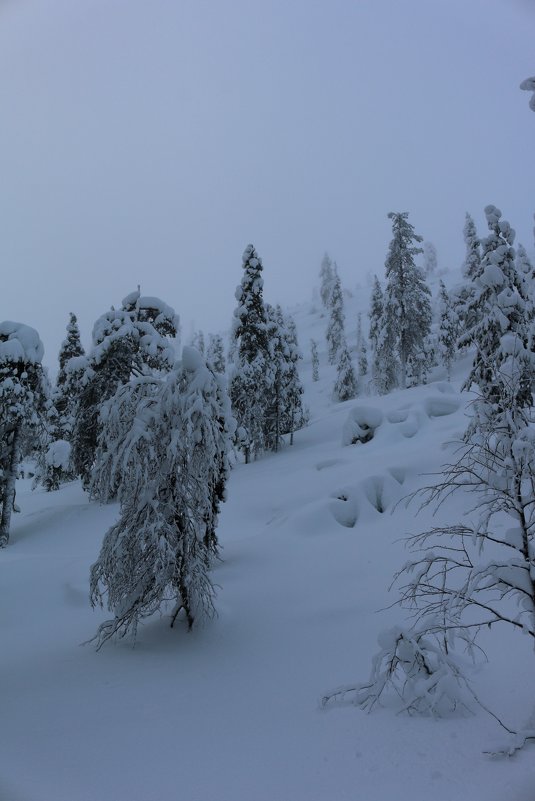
[[325, 267, 345, 365], [89, 348, 234, 647], [462, 213, 482, 282], [229, 244, 270, 463], [191, 330, 205, 355], [319, 252, 335, 310], [0, 322, 46, 546], [280, 313, 307, 444], [325, 334, 535, 750], [310, 339, 319, 382], [207, 334, 226, 374], [516, 244, 534, 316], [356, 313, 368, 378], [437, 280, 460, 380], [423, 241, 438, 278], [378, 212, 432, 391], [333, 339, 357, 402], [520, 76, 535, 112], [406, 334, 435, 388], [455, 212, 483, 334], [264, 306, 306, 450], [72, 291, 179, 488], [460, 206, 531, 409], [368, 276, 383, 354], [55, 314, 85, 431]]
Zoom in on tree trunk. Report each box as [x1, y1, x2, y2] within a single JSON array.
[[0, 424, 21, 547]]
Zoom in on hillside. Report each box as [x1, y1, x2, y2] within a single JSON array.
[[2, 300, 535, 801]]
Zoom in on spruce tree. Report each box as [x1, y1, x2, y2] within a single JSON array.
[[356, 312, 368, 377], [264, 306, 306, 451], [460, 206, 531, 409], [0, 322, 46, 546], [422, 241, 438, 278], [380, 212, 432, 390], [333, 338, 357, 402], [462, 213, 482, 281], [281, 313, 307, 445], [310, 339, 319, 382], [437, 280, 460, 380], [457, 212, 483, 333], [319, 252, 335, 310], [325, 267, 345, 365], [229, 244, 270, 462], [368, 276, 384, 354], [54, 313, 86, 445], [207, 334, 226, 374], [191, 330, 205, 355]]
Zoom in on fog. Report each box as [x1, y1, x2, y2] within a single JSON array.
[[1, 0, 534, 365]]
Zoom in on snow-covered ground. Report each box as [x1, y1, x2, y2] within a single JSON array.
[[3, 299, 535, 801]]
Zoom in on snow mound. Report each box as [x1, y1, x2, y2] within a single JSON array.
[[329, 491, 359, 528], [423, 395, 460, 418], [0, 321, 44, 365], [342, 405, 384, 446]]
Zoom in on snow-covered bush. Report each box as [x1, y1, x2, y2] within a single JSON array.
[[323, 626, 473, 717]]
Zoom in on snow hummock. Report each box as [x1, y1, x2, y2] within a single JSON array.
[[342, 404, 383, 445]]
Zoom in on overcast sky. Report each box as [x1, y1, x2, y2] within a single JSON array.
[[1, 0, 534, 365]]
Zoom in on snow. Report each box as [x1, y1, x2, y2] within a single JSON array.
[[342, 404, 383, 445], [2, 297, 535, 801], [181, 344, 204, 371], [45, 439, 71, 469], [0, 320, 44, 364]]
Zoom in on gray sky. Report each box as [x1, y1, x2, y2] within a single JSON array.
[[1, 0, 534, 366]]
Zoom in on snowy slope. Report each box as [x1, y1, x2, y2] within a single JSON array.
[[2, 299, 535, 801]]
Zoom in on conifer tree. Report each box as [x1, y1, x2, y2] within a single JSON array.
[[368, 276, 383, 354], [379, 212, 432, 390], [0, 322, 46, 546], [460, 206, 531, 409], [310, 339, 319, 382], [229, 244, 270, 462], [207, 334, 226, 374], [457, 212, 483, 333], [54, 313, 86, 444], [356, 313, 368, 377], [281, 313, 307, 445], [72, 291, 179, 488], [333, 338, 357, 402], [89, 348, 234, 646], [516, 244, 534, 315], [462, 213, 482, 282], [437, 280, 460, 380], [325, 267, 345, 365], [191, 330, 205, 355], [319, 252, 335, 310], [264, 306, 306, 451], [422, 241, 438, 278]]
